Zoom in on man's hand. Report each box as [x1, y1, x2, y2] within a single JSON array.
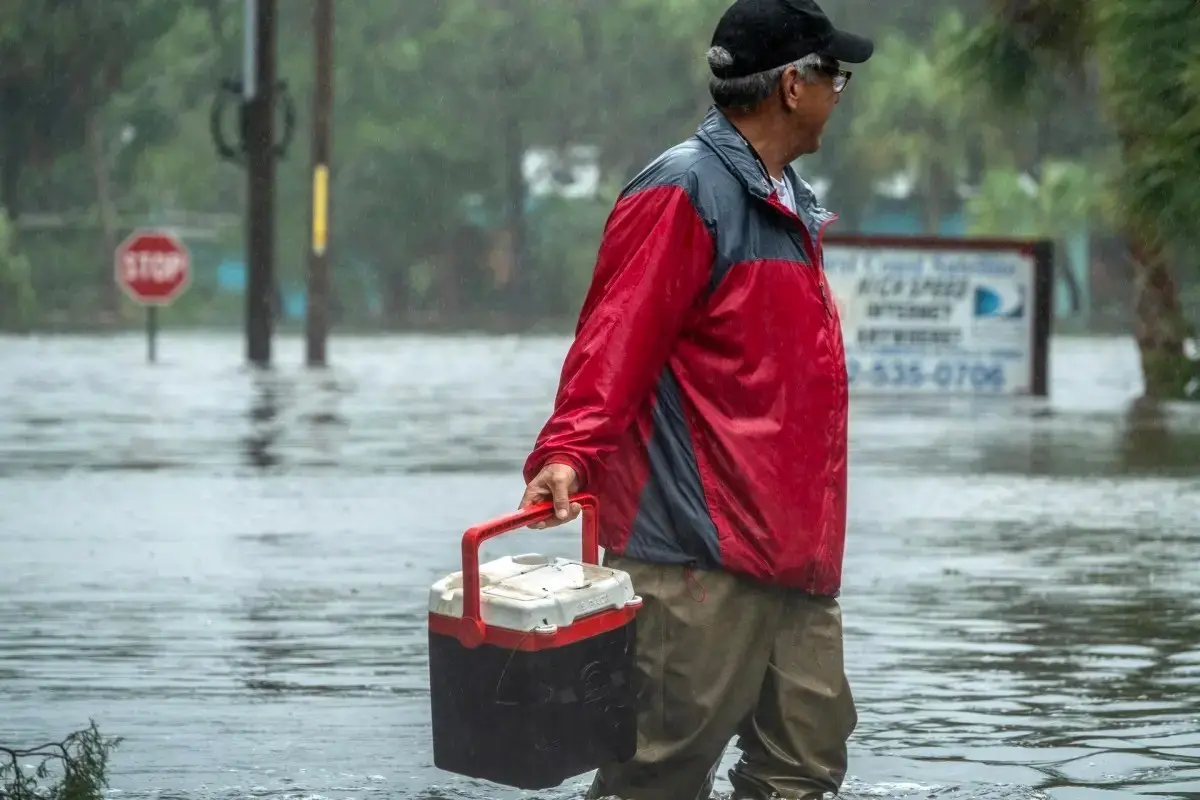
[[519, 462, 581, 529]]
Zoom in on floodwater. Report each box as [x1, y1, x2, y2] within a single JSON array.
[[2, 332, 1199, 800]]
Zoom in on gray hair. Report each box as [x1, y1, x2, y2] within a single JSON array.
[[706, 49, 832, 112]]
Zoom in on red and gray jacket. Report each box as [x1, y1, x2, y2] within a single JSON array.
[[523, 107, 849, 596]]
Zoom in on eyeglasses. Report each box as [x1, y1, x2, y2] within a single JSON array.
[[828, 68, 852, 94], [786, 61, 852, 94]]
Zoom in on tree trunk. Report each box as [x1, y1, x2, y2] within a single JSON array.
[[383, 266, 410, 328], [0, 104, 28, 329], [1053, 240, 1083, 315], [1127, 228, 1195, 399], [85, 107, 121, 316], [0, 124, 21, 223], [448, 224, 488, 315]]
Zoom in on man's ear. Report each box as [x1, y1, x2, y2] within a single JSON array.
[[780, 66, 804, 110]]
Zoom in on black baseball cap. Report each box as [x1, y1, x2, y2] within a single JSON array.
[[709, 0, 874, 79]]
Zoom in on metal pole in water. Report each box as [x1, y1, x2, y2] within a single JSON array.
[[305, 0, 333, 368], [244, 0, 276, 368], [243, 0, 257, 101], [146, 306, 158, 364]]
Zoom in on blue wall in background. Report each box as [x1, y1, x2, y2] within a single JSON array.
[[859, 210, 967, 237]]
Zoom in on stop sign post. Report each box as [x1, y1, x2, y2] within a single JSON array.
[[114, 229, 192, 363]]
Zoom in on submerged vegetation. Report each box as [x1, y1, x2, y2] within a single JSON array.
[[0, 722, 121, 800]]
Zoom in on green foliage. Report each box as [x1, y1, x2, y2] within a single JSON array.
[[529, 194, 616, 311], [0, 722, 122, 800], [0, 6, 767, 308], [956, 0, 1200, 253], [966, 159, 1108, 239], [954, 19, 1041, 109], [0, 1, 186, 202], [953, 7, 1113, 172], [1094, 0, 1200, 248], [955, 0, 1093, 94], [0, 0, 1155, 333], [8, 0, 1014, 327], [959, 0, 1199, 399], [851, 10, 1011, 231]]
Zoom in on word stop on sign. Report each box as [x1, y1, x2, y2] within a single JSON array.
[[122, 251, 186, 284]]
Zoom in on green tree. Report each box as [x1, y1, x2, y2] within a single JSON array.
[[851, 11, 1010, 233], [0, 0, 186, 320], [16, 0, 1094, 333], [967, 159, 1109, 314], [960, 0, 1199, 399]]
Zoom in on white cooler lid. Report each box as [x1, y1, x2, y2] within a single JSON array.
[[429, 553, 638, 633]]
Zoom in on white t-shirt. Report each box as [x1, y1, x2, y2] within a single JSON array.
[[771, 175, 797, 214]]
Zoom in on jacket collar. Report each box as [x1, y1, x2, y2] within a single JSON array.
[[695, 106, 837, 238], [696, 106, 773, 202]]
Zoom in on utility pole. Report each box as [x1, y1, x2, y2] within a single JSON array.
[[306, 0, 333, 367], [244, 0, 277, 367]]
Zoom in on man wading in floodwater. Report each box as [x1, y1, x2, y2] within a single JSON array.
[[518, 1, 873, 797]]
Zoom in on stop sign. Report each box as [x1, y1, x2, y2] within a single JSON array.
[[115, 229, 192, 305]]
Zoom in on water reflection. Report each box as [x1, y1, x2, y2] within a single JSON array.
[[243, 374, 283, 470], [0, 333, 1199, 799], [1119, 397, 1200, 475], [849, 397, 1200, 480], [232, 585, 429, 698]]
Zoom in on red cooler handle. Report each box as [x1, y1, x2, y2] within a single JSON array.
[[457, 493, 599, 648]]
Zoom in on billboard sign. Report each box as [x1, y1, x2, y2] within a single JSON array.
[[823, 236, 1053, 396]]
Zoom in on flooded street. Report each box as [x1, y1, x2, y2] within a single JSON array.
[[2, 332, 1199, 800]]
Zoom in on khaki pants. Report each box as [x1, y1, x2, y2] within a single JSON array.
[[588, 555, 856, 800]]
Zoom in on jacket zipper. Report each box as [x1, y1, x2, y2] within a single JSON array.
[[790, 213, 831, 319], [814, 214, 839, 322], [767, 192, 831, 319]]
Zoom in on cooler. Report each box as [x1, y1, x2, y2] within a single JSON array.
[[427, 493, 642, 790]]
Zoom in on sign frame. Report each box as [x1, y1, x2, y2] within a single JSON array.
[[822, 234, 1054, 397]]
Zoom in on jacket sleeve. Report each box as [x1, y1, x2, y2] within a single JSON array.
[[523, 182, 715, 489]]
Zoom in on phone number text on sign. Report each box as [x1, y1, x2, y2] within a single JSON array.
[[846, 358, 1007, 392]]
